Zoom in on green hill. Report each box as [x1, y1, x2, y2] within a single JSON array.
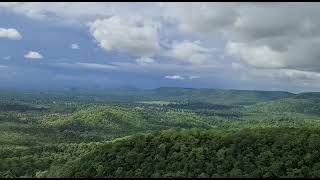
[[39, 128, 320, 178], [244, 98, 320, 116], [0, 87, 295, 105], [5, 88, 320, 178], [40, 106, 149, 141], [40, 105, 214, 141], [140, 87, 295, 105]]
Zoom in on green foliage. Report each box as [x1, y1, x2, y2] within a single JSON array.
[[144, 87, 294, 105], [244, 98, 320, 115], [40, 128, 320, 178], [2, 88, 320, 178]]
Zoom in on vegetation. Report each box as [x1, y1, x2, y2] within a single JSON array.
[[40, 128, 320, 178], [1, 87, 320, 178]]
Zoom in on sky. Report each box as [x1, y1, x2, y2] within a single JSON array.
[[1, 2, 320, 92]]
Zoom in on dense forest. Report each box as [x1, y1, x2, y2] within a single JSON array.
[[2, 87, 320, 178]]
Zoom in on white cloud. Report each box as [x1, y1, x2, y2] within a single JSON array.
[[70, 43, 80, 49], [55, 62, 116, 70], [160, 3, 320, 88], [164, 74, 200, 80], [75, 62, 116, 69], [165, 75, 185, 80], [0, 65, 8, 68], [169, 40, 214, 65], [226, 42, 285, 69], [162, 3, 320, 70], [0, 2, 112, 24], [163, 3, 239, 34], [24, 51, 43, 59], [136, 57, 155, 65], [89, 16, 160, 57], [0, 2, 162, 26], [223, 4, 320, 73], [4, 2, 320, 91], [0, 28, 22, 40]]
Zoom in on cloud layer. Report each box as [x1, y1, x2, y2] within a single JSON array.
[[2, 3, 320, 91]]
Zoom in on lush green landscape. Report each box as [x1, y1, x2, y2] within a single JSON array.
[[2, 87, 320, 178]]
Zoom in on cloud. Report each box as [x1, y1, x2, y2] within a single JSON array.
[[231, 62, 245, 71], [0, 2, 113, 24], [70, 43, 80, 49], [89, 16, 160, 57], [165, 74, 200, 80], [229, 61, 320, 85], [165, 75, 185, 80], [4, 2, 320, 91], [162, 3, 320, 85], [136, 57, 155, 65], [75, 62, 116, 69], [0, 2, 162, 26], [226, 42, 285, 69], [24, 51, 43, 59], [163, 3, 239, 35], [0, 65, 8, 68], [0, 28, 22, 40], [168, 40, 214, 65], [223, 4, 320, 73], [168, 3, 320, 72], [111, 61, 222, 78], [55, 62, 116, 70]]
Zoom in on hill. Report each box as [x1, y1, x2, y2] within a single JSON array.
[[139, 87, 295, 105], [0, 87, 296, 105], [244, 97, 320, 116], [39, 105, 215, 142], [38, 128, 320, 178]]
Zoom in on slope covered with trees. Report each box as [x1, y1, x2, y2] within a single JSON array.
[[142, 87, 295, 105], [39, 128, 320, 178], [2, 87, 320, 178], [244, 98, 320, 116], [0, 87, 294, 105]]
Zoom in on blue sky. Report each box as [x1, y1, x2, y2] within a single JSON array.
[[1, 2, 320, 92]]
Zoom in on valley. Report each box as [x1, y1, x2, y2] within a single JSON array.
[[1, 87, 320, 178]]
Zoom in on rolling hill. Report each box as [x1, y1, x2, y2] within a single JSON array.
[[38, 128, 320, 178], [0, 87, 296, 105], [139, 87, 295, 105], [244, 97, 320, 116]]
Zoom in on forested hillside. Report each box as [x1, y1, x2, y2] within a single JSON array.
[[0, 87, 294, 105], [39, 128, 320, 178], [145, 87, 294, 105], [1, 87, 320, 178], [244, 98, 320, 115]]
